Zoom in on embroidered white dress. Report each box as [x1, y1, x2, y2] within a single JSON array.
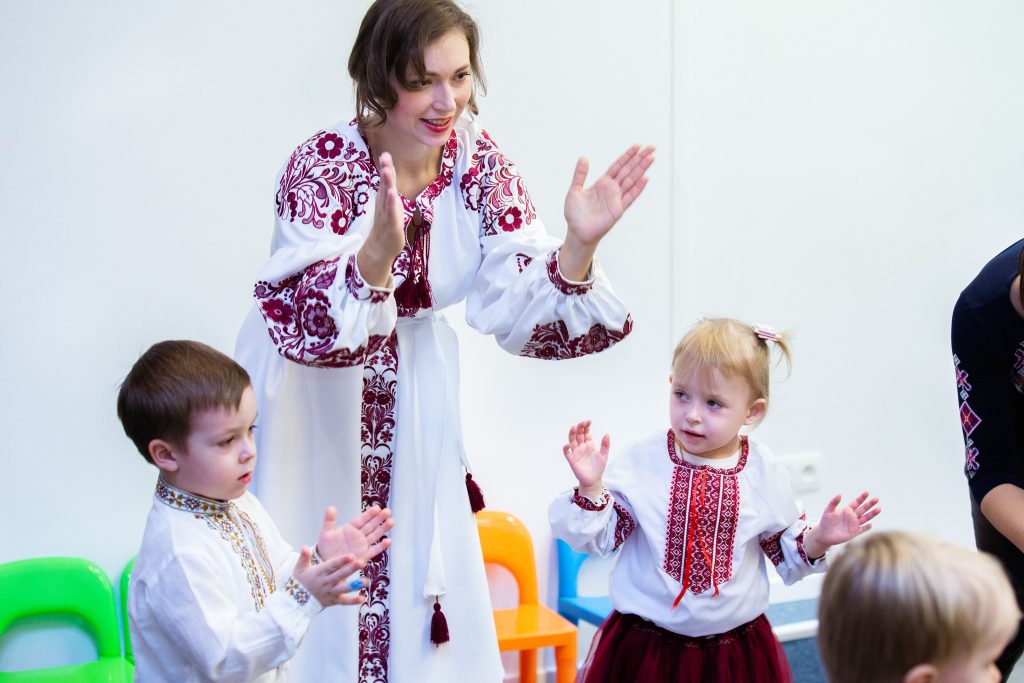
[[129, 482, 323, 683], [549, 432, 827, 638], [234, 116, 632, 683]]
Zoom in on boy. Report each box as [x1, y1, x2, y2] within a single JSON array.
[[818, 530, 1019, 683], [118, 340, 392, 682]]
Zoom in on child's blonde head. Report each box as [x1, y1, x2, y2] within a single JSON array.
[[818, 531, 1020, 683], [671, 318, 791, 405]]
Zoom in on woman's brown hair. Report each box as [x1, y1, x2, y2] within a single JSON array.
[[348, 0, 486, 128]]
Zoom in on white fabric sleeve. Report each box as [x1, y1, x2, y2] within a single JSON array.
[[548, 487, 637, 558], [754, 458, 830, 584], [138, 550, 322, 682], [251, 145, 397, 368], [461, 126, 632, 359]]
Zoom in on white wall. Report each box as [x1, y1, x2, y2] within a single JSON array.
[[2, 0, 1021, 675]]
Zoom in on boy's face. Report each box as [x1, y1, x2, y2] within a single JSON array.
[[161, 386, 258, 501], [669, 361, 765, 460]]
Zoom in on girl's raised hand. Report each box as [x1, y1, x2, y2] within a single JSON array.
[[562, 420, 611, 498], [813, 491, 881, 549], [357, 151, 405, 287]]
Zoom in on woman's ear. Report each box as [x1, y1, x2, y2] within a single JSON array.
[[744, 398, 767, 425], [902, 663, 938, 683], [149, 439, 180, 473]]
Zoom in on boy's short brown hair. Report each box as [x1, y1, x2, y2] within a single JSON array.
[[348, 0, 486, 127], [117, 340, 251, 463], [818, 530, 1020, 683]]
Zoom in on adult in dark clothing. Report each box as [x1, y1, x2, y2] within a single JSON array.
[[952, 238, 1024, 680]]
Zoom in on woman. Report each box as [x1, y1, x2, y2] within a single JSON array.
[[236, 1, 654, 680], [952, 238, 1024, 681]]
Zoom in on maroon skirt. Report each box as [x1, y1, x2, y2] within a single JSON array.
[[578, 611, 793, 683]]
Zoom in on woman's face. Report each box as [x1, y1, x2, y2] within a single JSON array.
[[383, 30, 473, 152]]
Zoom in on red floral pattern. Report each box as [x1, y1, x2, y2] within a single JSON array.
[[546, 250, 593, 296], [662, 432, 745, 596], [276, 129, 377, 234], [520, 315, 633, 360], [359, 334, 398, 683], [459, 130, 537, 237], [255, 257, 374, 368], [514, 253, 534, 273]]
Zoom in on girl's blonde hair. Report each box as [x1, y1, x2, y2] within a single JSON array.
[[671, 318, 791, 404], [818, 531, 1020, 683]]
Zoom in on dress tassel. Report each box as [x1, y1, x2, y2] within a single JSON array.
[[465, 472, 486, 513], [430, 597, 450, 646]]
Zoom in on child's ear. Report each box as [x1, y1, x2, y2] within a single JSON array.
[[902, 663, 938, 683], [744, 398, 767, 425], [149, 439, 180, 473]]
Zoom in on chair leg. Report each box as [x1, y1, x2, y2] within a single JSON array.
[[554, 641, 578, 683], [519, 648, 537, 683]]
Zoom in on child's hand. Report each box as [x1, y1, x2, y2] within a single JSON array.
[[316, 505, 393, 564], [806, 491, 881, 559], [292, 546, 365, 607], [562, 420, 610, 499]]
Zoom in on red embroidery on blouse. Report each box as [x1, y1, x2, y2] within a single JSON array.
[[460, 130, 537, 237], [613, 502, 636, 551], [663, 432, 745, 601], [794, 513, 812, 565], [346, 254, 390, 304], [255, 257, 373, 368], [384, 132, 457, 317], [276, 129, 376, 233], [359, 334, 398, 683], [546, 250, 593, 296], [759, 529, 785, 567], [520, 315, 633, 360], [514, 253, 534, 273], [572, 488, 610, 511]]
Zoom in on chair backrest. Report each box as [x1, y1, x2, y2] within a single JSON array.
[[555, 539, 587, 601], [0, 557, 122, 659], [119, 557, 135, 662], [476, 510, 539, 605]]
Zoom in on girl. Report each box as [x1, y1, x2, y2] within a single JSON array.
[[549, 318, 881, 682], [235, 0, 654, 681]]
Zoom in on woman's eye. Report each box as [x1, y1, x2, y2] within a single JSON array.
[[455, 72, 471, 81]]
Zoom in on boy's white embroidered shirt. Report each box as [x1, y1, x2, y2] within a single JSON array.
[[550, 432, 827, 638], [129, 483, 321, 683]]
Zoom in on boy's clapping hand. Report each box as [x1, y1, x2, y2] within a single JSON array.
[[317, 505, 393, 564]]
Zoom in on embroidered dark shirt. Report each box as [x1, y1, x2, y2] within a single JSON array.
[[952, 238, 1024, 504]]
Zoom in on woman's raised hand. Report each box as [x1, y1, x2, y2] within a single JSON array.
[[562, 420, 610, 499], [559, 145, 655, 281], [357, 151, 406, 287]]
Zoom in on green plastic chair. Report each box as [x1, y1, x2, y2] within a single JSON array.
[[118, 558, 134, 664], [0, 557, 134, 682]]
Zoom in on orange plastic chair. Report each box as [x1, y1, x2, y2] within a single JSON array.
[[476, 510, 577, 683]]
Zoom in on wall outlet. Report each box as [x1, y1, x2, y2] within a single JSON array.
[[779, 451, 823, 493]]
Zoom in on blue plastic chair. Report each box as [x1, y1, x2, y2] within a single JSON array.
[[555, 539, 613, 627], [0, 557, 134, 682]]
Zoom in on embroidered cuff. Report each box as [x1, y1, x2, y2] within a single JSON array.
[[548, 250, 595, 296], [572, 487, 611, 511], [346, 254, 392, 303], [284, 576, 313, 606], [796, 527, 826, 566]]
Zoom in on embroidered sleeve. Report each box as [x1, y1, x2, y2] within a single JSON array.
[[759, 513, 828, 584], [461, 125, 632, 361], [550, 486, 636, 558], [254, 130, 397, 369], [284, 576, 313, 606]]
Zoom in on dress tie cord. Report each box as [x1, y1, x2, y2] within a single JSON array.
[[671, 469, 720, 609]]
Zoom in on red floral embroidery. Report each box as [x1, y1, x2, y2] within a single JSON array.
[[346, 255, 390, 304], [520, 315, 634, 360], [514, 253, 533, 273], [359, 334, 398, 683], [255, 256, 381, 368], [663, 432, 745, 596], [276, 129, 376, 234], [613, 503, 636, 551], [459, 130, 537, 237], [546, 250, 593, 296]]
